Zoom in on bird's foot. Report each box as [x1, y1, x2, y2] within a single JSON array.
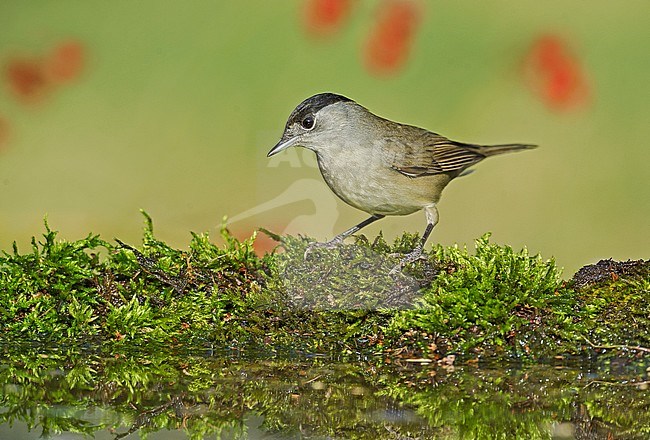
[[304, 236, 344, 259], [389, 246, 425, 276]]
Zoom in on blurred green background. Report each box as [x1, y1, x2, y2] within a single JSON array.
[[0, 1, 648, 276]]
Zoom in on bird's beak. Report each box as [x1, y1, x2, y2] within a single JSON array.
[[267, 136, 297, 157]]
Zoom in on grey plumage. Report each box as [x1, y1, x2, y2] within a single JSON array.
[[268, 92, 537, 271]]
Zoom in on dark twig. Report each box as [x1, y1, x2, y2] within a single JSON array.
[[115, 239, 188, 295]]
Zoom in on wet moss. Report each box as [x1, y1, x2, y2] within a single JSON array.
[[0, 213, 268, 347], [0, 214, 648, 359], [0, 347, 648, 439], [571, 259, 650, 349]]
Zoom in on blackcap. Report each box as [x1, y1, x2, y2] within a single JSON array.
[[268, 93, 536, 270]]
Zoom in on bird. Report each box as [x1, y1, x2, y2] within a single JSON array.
[[267, 92, 536, 270]]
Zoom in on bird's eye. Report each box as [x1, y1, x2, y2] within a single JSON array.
[[301, 115, 315, 130]]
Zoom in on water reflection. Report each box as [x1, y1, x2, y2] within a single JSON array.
[[0, 345, 648, 439]]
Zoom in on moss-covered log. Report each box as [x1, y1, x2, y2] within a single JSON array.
[[1, 214, 648, 360]]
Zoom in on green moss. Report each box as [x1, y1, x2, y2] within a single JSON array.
[[1, 215, 649, 438], [385, 235, 575, 357], [1, 347, 648, 439], [573, 263, 650, 348], [0, 214, 648, 359], [0, 213, 266, 347], [267, 232, 425, 310]]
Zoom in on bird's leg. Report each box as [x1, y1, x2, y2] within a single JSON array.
[[390, 205, 438, 274], [304, 214, 385, 259]]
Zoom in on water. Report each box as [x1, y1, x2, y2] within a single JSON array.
[[1, 345, 649, 439]]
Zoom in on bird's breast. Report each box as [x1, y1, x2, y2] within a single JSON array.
[[316, 149, 449, 216]]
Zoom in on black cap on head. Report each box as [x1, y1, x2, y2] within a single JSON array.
[[286, 93, 352, 127]]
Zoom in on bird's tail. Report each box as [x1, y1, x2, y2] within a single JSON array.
[[474, 143, 538, 157]]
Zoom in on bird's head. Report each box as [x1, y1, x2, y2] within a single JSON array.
[[267, 93, 361, 157]]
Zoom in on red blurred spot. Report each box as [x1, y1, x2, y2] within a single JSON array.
[[303, 0, 352, 37], [524, 35, 589, 110], [44, 40, 85, 84], [364, 0, 421, 75], [5, 58, 50, 102]]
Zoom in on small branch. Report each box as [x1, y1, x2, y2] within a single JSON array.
[[586, 380, 650, 388], [303, 374, 323, 385], [582, 336, 650, 354], [115, 396, 183, 439], [115, 239, 188, 295]]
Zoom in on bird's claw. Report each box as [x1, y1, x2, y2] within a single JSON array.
[[389, 246, 424, 276], [304, 237, 344, 259]]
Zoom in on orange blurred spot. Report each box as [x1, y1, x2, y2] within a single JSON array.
[[303, 0, 352, 37], [44, 40, 85, 84], [524, 34, 589, 110], [364, 0, 421, 75], [232, 228, 280, 256], [252, 232, 281, 256], [5, 58, 50, 102]]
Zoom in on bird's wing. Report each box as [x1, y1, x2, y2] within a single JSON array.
[[386, 131, 486, 178]]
